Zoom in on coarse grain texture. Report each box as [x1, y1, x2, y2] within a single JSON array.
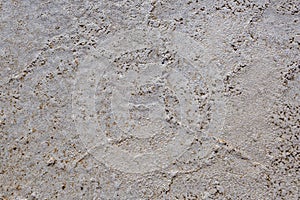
[[0, 0, 299, 199]]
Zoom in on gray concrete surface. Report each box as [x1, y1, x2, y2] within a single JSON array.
[[0, 0, 299, 199]]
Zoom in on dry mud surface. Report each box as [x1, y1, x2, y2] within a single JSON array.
[[0, 0, 299, 199]]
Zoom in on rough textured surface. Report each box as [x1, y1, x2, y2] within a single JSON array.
[[0, 0, 299, 199]]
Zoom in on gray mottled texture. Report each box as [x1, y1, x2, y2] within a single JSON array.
[[1, 0, 299, 199]]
